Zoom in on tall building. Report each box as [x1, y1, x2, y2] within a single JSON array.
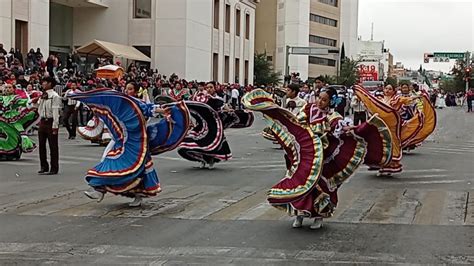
[[255, 0, 310, 80], [1, 0, 258, 85], [339, 0, 358, 59], [308, 0, 341, 78], [256, 0, 357, 82], [0, 0, 50, 58]]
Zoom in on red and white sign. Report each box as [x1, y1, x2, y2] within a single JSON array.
[[358, 63, 379, 82]]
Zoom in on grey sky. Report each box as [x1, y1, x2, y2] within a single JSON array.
[[358, 0, 474, 73]]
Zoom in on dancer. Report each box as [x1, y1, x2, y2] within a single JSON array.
[[68, 87, 190, 207], [353, 85, 404, 175], [243, 88, 393, 229], [262, 84, 306, 142], [355, 84, 436, 171], [178, 81, 253, 169], [400, 84, 436, 153], [0, 83, 39, 160]]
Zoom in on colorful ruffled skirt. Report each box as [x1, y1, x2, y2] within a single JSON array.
[[178, 101, 232, 164], [69, 89, 161, 198], [243, 89, 393, 218]]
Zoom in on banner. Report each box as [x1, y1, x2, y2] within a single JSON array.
[[358, 63, 379, 82]]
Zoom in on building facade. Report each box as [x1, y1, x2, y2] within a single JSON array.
[[339, 0, 358, 59], [2, 0, 257, 84], [0, 0, 50, 58], [256, 0, 357, 82]]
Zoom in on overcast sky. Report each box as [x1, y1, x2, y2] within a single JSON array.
[[358, 0, 474, 73]]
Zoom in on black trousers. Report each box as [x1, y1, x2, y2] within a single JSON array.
[[231, 98, 238, 110], [38, 119, 59, 172], [354, 111, 367, 126], [63, 105, 78, 137]]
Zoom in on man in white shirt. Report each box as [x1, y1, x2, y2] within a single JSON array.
[[63, 82, 81, 139], [285, 83, 307, 115], [350, 94, 367, 126], [37, 77, 62, 175], [231, 85, 240, 110]]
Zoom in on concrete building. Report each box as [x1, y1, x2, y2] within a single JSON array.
[[382, 49, 394, 79], [256, 0, 357, 82], [255, 0, 310, 80], [2, 0, 257, 84], [0, 0, 50, 58], [339, 0, 358, 59]]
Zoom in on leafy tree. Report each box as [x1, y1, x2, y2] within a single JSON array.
[[254, 53, 282, 86], [335, 59, 359, 86], [439, 79, 459, 93], [451, 58, 473, 91], [322, 75, 336, 85], [385, 76, 398, 87]]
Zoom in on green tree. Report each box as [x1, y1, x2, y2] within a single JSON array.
[[385, 76, 398, 87], [451, 59, 473, 91], [254, 52, 282, 86], [439, 79, 458, 93], [335, 59, 359, 86], [322, 74, 336, 85]]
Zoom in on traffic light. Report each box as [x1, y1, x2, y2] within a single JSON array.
[[466, 67, 472, 79]]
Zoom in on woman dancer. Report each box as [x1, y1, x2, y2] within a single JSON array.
[[178, 81, 253, 169], [243, 88, 393, 229], [354, 84, 435, 174], [0, 83, 39, 160], [69, 85, 190, 207]]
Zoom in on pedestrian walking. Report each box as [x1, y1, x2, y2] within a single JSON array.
[[231, 85, 239, 110], [37, 77, 61, 175], [465, 89, 473, 113], [63, 82, 80, 139]]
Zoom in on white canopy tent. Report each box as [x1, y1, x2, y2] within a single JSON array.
[[76, 40, 151, 62]]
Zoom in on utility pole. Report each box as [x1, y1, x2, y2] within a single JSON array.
[[370, 23, 374, 41]]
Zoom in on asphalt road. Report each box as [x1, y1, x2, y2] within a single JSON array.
[[0, 107, 473, 264]]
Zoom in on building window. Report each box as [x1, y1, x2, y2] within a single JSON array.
[[214, 0, 220, 29], [225, 4, 231, 33], [267, 56, 273, 62], [134, 0, 151, 19], [245, 13, 250, 40], [213, 53, 218, 81], [235, 9, 241, 36], [309, 56, 336, 67], [235, 58, 240, 83], [318, 0, 338, 7], [224, 56, 230, 82], [244, 60, 249, 85], [309, 35, 337, 47], [310, 13, 337, 27]]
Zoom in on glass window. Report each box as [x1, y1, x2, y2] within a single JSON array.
[[134, 0, 151, 19], [214, 0, 220, 29], [213, 53, 219, 81], [245, 14, 250, 39], [309, 56, 336, 67], [225, 4, 231, 33], [236, 9, 241, 36], [318, 0, 338, 7], [309, 35, 337, 47], [310, 13, 337, 27]]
